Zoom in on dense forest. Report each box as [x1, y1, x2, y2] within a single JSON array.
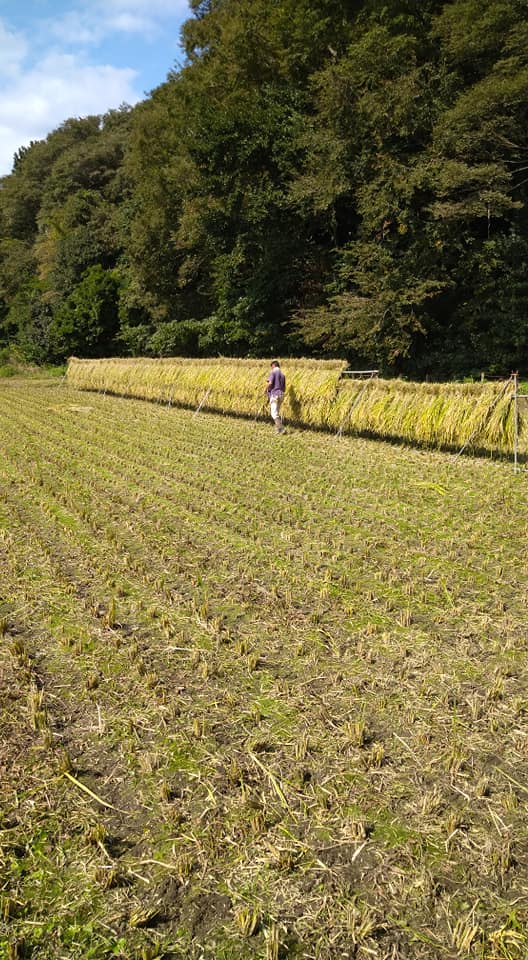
[[1, 0, 527, 378]]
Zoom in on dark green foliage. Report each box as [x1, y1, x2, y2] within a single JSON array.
[[148, 319, 206, 356], [0, 0, 527, 374], [3, 279, 53, 364], [292, 0, 528, 374], [0, 110, 132, 362], [49, 266, 121, 359]]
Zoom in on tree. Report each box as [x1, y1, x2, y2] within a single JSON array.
[[294, 0, 528, 375], [48, 265, 120, 360]]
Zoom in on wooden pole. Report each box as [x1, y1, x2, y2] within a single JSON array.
[[513, 372, 519, 473], [193, 388, 211, 417]]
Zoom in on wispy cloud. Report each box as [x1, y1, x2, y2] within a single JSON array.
[[0, 1, 189, 176], [4, 53, 138, 120], [45, 11, 104, 47], [0, 48, 139, 175], [48, 0, 189, 44], [0, 20, 28, 77]]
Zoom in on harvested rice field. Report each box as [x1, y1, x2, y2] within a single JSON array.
[[1, 378, 528, 960]]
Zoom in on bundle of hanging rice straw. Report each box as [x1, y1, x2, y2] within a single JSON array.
[[330, 377, 519, 452], [67, 358, 523, 454]]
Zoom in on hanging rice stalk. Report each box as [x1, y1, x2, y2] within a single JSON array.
[[66, 357, 347, 423], [330, 377, 519, 453], [66, 358, 524, 455]]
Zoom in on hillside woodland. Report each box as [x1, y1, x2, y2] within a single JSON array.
[[1, 0, 527, 377]]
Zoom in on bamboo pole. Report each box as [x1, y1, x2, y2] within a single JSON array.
[[513, 372, 519, 473]]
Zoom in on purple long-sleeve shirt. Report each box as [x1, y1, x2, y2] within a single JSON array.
[[266, 367, 286, 398]]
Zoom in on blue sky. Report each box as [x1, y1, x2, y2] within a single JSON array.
[[0, 0, 191, 176]]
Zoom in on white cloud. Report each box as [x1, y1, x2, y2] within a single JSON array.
[[103, 0, 189, 16], [0, 2, 190, 177], [0, 20, 28, 77], [98, 11, 156, 37], [46, 11, 103, 47], [49, 0, 189, 44], [0, 53, 139, 176]]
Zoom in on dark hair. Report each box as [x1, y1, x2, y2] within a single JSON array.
[[271, 359, 280, 367]]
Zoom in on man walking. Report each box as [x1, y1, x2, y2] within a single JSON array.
[[266, 360, 286, 433]]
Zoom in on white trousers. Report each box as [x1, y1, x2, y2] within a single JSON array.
[[270, 396, 283, 420]]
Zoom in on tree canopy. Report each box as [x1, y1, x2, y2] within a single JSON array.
[[1, 0, 527, 377]]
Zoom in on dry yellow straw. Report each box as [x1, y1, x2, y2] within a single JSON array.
[[62, 770, 120, 810], [67, 357, 524, 455]]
